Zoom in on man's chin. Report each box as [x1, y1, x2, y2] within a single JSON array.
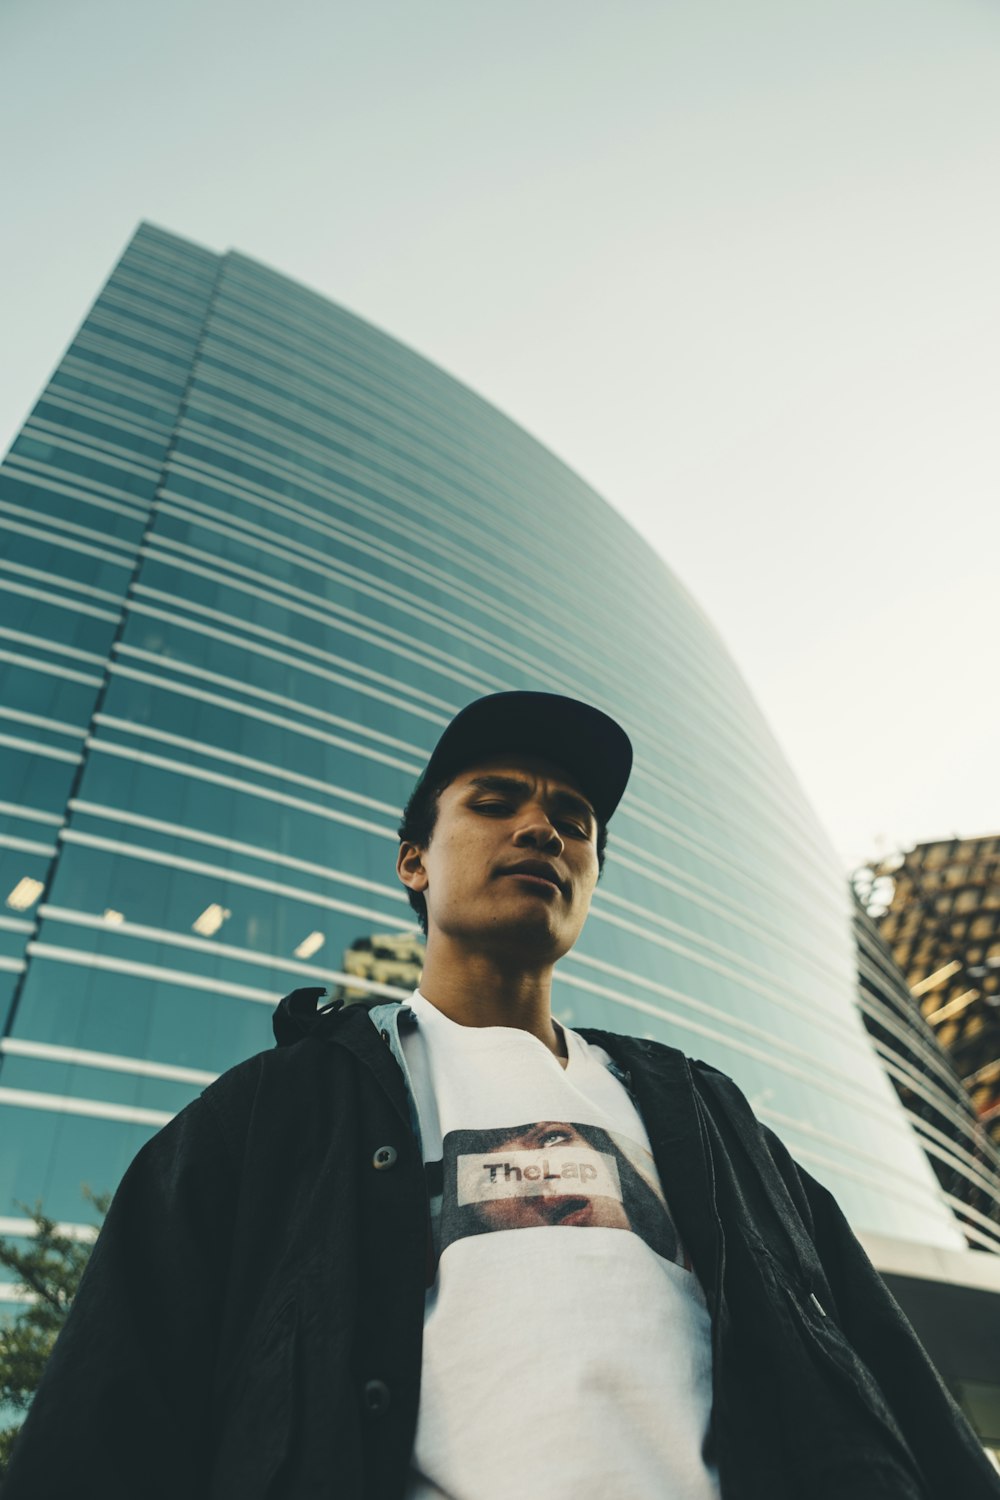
[[443, 907, 574, 960], [487, 908, 577, 960]]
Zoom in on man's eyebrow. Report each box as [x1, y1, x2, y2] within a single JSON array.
[[465, 775, 595, 825]]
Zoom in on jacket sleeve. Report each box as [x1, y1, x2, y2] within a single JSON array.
[[767, 1129, 1000, 1498], [2, 1076, 246, 1499]]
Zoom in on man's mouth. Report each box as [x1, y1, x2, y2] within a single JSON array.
[[500, 861, 567, 895], [505, 872, 561, 895]]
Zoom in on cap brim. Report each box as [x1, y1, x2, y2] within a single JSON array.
[[417, 692, 632, 825]]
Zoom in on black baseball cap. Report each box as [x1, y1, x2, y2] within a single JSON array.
[[411, 691, 633, 825]]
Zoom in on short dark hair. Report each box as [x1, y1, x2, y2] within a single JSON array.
[[397, 775, 609, 936]]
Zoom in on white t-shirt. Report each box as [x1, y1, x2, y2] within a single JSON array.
[[400, 991, 720, 1500]]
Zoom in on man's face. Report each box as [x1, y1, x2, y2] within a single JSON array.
[[397, 752, 600, 961]]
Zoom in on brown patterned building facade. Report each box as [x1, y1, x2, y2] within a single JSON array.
[[864, 836, 1000, 1151]]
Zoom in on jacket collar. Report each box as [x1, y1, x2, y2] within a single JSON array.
[[272, 987, 416, 1135], [368, 999, 423, 1150]]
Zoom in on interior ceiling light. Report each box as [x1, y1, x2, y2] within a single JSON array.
[[294, 931, 325, 960], [6, 877, 44, 912], [192, 903, 231, 937], [103, 909, 125, 925]]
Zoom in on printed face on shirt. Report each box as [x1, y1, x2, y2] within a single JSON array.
[[431, 1121, 685, 1269], [458, 1121, 631, 1233], [398, 754, 600, 961]]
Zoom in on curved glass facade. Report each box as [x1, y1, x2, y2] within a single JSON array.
[[1, 222, 994, 1259]]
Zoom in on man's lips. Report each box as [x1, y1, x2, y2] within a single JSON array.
[[504, 872, 561, 895], [499, 862, 567, 895]]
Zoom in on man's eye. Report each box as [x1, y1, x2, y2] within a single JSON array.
[[538, 1129, 572, 1147], [474, 801, 512, 814], [558, 820, 589, 838]]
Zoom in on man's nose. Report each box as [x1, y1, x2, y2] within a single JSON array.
[[512, 815, 564, 853]]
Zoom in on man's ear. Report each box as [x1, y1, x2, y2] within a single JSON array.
[[396, 841, 429, 894]]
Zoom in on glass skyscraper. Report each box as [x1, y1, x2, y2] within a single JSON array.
[[2, 222, 998, 1283]]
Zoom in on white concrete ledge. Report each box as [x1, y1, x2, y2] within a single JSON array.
[[858, 1229, 1000, 1295]]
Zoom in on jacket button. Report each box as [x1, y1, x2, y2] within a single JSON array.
[[372, 1145, 397, 1170], [363, 1377, 391, 1416], [380, 1028, 390, 1046]]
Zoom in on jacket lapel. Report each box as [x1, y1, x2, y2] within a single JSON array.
[[577, 1029, 723, 1308]]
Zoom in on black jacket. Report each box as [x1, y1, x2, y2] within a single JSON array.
[[5, 991, 998, 1499]]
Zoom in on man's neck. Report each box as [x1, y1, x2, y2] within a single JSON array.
[[416, 935, 567, 1063]]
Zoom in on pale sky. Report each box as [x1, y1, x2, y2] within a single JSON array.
[[3, 0, 999, 875]]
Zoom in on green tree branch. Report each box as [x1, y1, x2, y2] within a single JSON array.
[[0, 1188, 108, 1478]]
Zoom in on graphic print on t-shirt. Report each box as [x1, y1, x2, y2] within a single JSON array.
[[427, 1119, 685, 1267]]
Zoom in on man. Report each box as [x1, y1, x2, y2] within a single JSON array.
[[4, 691, 998, 1499]]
